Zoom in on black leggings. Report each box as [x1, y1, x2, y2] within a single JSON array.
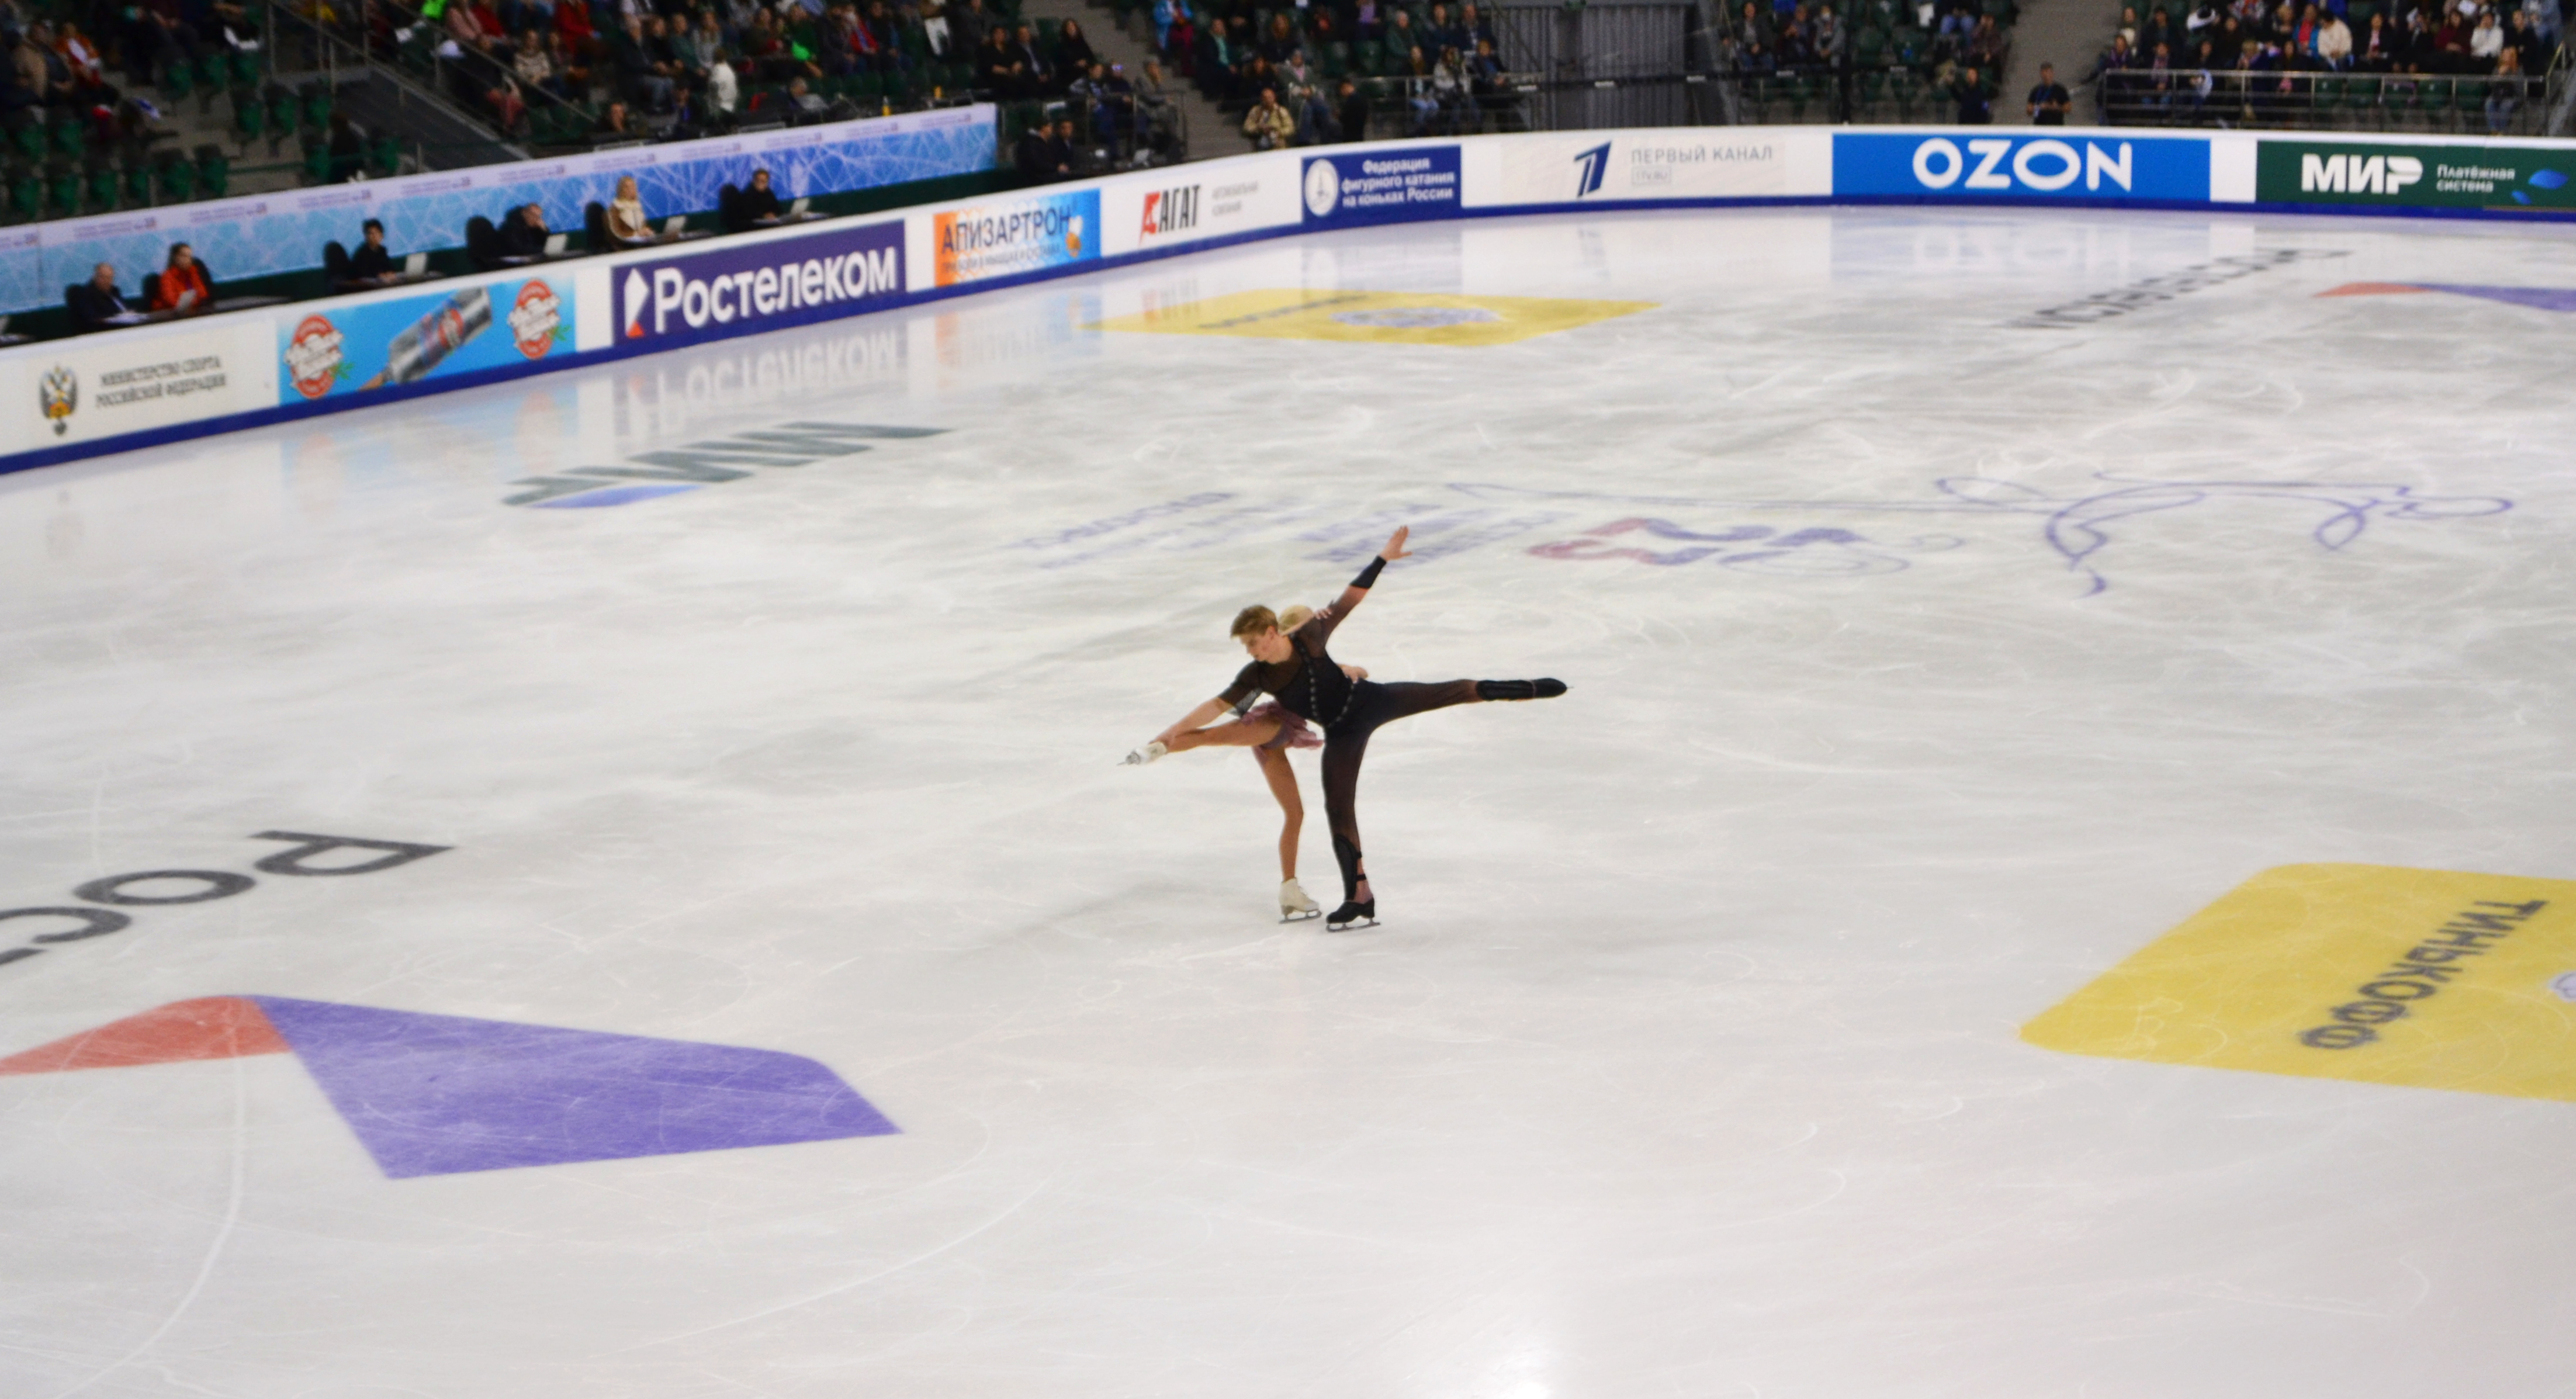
[[1322, 679, 1480, 902]]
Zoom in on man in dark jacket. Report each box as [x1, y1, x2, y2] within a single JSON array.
[[498, 203, 551, 258], [1335, 76, 1369, 141], [68, 263, 135, 330]]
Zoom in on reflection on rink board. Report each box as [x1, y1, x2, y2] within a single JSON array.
[[1088, 289, 1654, 345], [2027, 865, 2576, 1102]]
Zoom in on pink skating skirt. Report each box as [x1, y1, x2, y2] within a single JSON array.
[[1246, 701, 1321, 752]]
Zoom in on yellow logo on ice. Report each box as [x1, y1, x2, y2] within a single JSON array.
[[1088, 290, 1653, 347], [2022, 864, 2576, 1102]]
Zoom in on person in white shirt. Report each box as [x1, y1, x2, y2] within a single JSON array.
[[2317, 11, 2352, 64], [2470, 11, 2504, 61]]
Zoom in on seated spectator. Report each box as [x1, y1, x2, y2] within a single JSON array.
[[68, 263, 136, 331], [345, 218, 400, 286], [615, 15, 676, 109], [1015, 114, 1072, 178], [2487, 44, 2522, 124], [555, 0, 600, 62], [53, 22, 115, 103], [1012, 24, 1054, 95], [594, 99, 635, 137], [978, 25, 1027, 96], [549, 30, 593, 94], [739, 167, 785, 223], [1242, 84, 1294, 148], [1403, 45, 1438, 131], [1431, 44, 1469, 131], [150, 243, 214, 314], [604, 175, 657, 245], [1151, 0, 1187, 52], [15, 22, 74, 106], [2471, 9, 2504, 62], [498, 203, 551, 258], [1057, 17, 1099, 77], [705, 44, 739, 118], [2316, 6, 2352, 61]]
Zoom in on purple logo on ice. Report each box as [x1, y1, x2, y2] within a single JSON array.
[[0, 997, 899, 1178]]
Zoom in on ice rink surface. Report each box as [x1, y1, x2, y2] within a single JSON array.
[[4, 203, 2574, 1398]]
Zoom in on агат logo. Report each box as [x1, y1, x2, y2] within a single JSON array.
[[1140, 185, 1202, 240]]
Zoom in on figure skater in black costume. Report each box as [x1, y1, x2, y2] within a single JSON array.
[[1126, 528, 1565, 929]]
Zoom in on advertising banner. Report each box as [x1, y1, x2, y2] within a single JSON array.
[[1469, 131, 1828, 205], [1834, 132, 2210, 202], [1301, 146, 1462, 227], [2258, 139, 2576, 210], [4, 317, 276, 452], [8, 105, 995, 318], [929, 189, 1102, 288], [608, 220, 903, 348], [279, 276, 572, 405], [1099, 156, 1300, 258]]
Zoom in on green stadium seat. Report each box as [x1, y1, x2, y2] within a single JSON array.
[[303, 85, 334, 133], [8, 166, 41, 221], [195, 146, 228, 199], [50, 113, 86, 158], [123, 158, 154, 206], [86, 160, 120, 210], [368, 134, 401, 178], [233, 89, 266, 145], [197, 53, 230, 113], [155, 154, 196, 203], [160, 59, 194, 104], [8, 115, 45, 165], [233, 50, 262, 87], [46, 161, 80, 215], [268, 91, 298, 154]]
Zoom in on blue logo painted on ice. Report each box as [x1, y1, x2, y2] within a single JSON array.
[[1833, 133, 2210, 202]]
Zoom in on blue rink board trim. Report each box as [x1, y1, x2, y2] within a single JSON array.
[[11, 130, 2576, 476]]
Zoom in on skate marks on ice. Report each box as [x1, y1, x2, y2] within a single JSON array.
[[1006, 476, 2512, 595]]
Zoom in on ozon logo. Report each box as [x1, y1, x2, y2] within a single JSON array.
[[1910, 137, 2137, 193]]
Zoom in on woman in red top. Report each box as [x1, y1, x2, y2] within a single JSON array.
[[150, 243, 214, 314]]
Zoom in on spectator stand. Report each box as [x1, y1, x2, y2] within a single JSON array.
[[2092, 0, 2565, 131], [1717, 0, 2019, 123]]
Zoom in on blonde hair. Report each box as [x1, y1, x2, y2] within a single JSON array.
[[1277, 604, 1314, 630]]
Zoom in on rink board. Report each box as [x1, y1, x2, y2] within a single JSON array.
[[6, 125, 2575, 470]]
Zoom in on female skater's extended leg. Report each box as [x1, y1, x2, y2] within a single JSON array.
[[1256, 746, 1303, 880], [1164, 714, 1281, 754], [1258, 746, 1323, 921]]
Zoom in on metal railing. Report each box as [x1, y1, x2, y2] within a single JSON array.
[[2099, 67, 2556, 133]]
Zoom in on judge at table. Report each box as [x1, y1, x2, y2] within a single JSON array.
[[67, 263, 137, 331], [150, 243, 216, 315]]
